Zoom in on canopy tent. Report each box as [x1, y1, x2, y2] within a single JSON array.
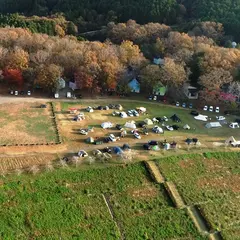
[[205, 122, 222, 128], [136, 107, 146, 113], [124, 121, 136, 129], [128, 79, 140, 93], [101, 122, 113, 129], [85, 137, 94, 143], [144, 118, 153, 125], [120, 112, 128, 118]]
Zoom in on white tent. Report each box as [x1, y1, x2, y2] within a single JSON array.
[[183, 124, 190, 130], [101, 122, 113, 129], [205, 122, 222, 129], [120, 112, 128, 118], [144, 118, 153, 125], [225, 136, 236, 145], [124, 121, 136, 129], [194, 114, 208, 122]]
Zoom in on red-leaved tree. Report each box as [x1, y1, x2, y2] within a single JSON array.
[[3, 68, 24, 87]]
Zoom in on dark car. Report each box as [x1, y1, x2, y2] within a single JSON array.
[[148, 140, 158, 146], [116, 124, 123, 130], [102, 147, 111, 153], [138, 122, 145, 128], [40, 104, 47, 108], [172, 125, 180, 130], [143, 143, 151, 150], [97, 106, 104, 110], [104, 137, 111, 143], [170, 114, 181, 122], [20, 90, 25, 95], [224, 110, 230, 115], [122, 144, 131, 151], [156, 117, 164, 122], [190, 110, 199, 116]]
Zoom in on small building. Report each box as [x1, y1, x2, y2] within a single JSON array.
[[128, 78, 140, 93], [153, 58, 165, 66], [153, 83, 167, 96], [183, 84, 199, 99]]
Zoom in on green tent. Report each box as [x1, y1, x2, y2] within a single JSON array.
[[153, 84, 167, 96]]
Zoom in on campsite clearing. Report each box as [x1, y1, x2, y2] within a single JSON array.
[[0, 103, 57, 145]]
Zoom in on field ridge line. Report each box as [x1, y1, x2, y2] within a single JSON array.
[[102, 194, 125, 240], [144, 161, 165, 183]]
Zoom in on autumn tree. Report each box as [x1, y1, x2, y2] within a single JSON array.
[[3, 68, 24, 87], [35, 64, 63, 91]]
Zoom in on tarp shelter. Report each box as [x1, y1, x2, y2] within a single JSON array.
[[153, 83, 167, 96], [144, 118, 153, 125], [101, 122, 113, 129], [152, 145, 160, 151], [128, 79, 140, 93], [124, 121, 136, 129], [194, 114, 208, 122], [225, 136, 236, 145], [57, 78, 66, 90], [113, 146, 123, 155], [205, 122, 222, 128], [164, 143, 170, 150], [69, 81, 78, 90], [86, 137, 94, 143]]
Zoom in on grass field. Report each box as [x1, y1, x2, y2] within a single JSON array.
[[0, 163, 204, 240], [156, 152, 240, 235], [0, 103, 57, 145], [59, 100, 240, 150]]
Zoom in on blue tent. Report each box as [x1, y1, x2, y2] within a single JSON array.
[[113, 147, 123, 155], [128, 79, 140, 93]]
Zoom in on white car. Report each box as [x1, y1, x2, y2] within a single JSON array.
[[109, 134, 116, 142], [153, 95, 157, 101], [27, 90, 31, 96], [209, 106, 213, 112], [229, 122, 239, 129], [133, 132, 141, 139], [216, 116, 225, 121], [166, 125, 174, 131], [215, 107, 220, 113], [79, 129, 88, 135], [132, 110, 139, 117], [66, 92, 72, 98], [163, 116, 168, 122], [176, 102, 180, 107], [54, 93, 59, 98], [14, 91, 18, 96], [86, 106, 94, 112], [127, 110, 134, 117], [78, 150, 88, 157], [203, 105, 208, 111]]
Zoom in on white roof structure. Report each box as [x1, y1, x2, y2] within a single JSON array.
[[194, 114, 208, 122], [144, 118, 153, 125], [124, 121, 136, 129], [225, 136, 236, 144], [101, 122, 113, 129], [205, 122, 222, 128]]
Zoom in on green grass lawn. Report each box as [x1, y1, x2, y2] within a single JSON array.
[[156, 152, 240, 234], [0, 163, 204, 239], [0, 103, 57, 144]]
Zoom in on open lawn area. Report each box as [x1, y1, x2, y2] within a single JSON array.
[[58, 100, 240, 151], [0, 103, 57, 145], [156, 152, 240, 237], [0, 162, 204, 240]]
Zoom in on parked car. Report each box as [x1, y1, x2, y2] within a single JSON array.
[[132, 110, 139, 117], [215, 107, 220, 113], [209, 106, 213, 112], [152, 126, 164, 133], [133, 132, 141, 139], [40, 104, 47, 108], [54, 93, 59, 98], [127, 110, 134, 117], [203, 105, 208, 111], [190, 110, 199, 116], [189, 103, 193, 109], [14, 90, 18, 96], [27, 90, 31, 96], [138, 122, 145, 128], [216, 116, 225, 121], [143, 143, 151, 150], [78, 150, 88, 157], [153, 95, 157, 101], [97, 106, 104, 110], [10, 90, 14, 95], [176, 102, 180, 107], [172, 125, 180, 130], [66, 92, 72, 98], [103, 147, 111, 153], [122, 144, 131, 151], [109, 134, 117, 142], [148, 140, 158, 146], [163, 116, 168, 122], [79, 129, 88, 135], [166, 125, 174, 131], [182, 103, 186, 108], [86, 106, 94, 112], [20, 90, 25, 95], [116, 124, 123, 130]]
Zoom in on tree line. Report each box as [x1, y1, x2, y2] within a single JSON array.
[[0, 24, 240, 104], [1, 0, 240, 41]]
